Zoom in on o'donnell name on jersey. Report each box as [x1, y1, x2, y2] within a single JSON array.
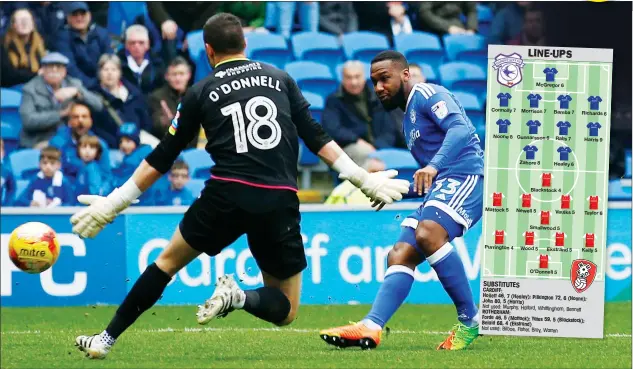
[[210, 65, 282, 101]]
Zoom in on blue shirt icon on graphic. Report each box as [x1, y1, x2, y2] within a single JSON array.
[[557, 95, 572, 109], [587, 122, 602, 137], [557, 146, 572, 161], [523, 145, 538, 160], [556, 121, 572, 136], [543, 67, 558, 82], [496, 119, 511, 134], [527, 94, 542, 108], [588, 96, 602, 110], [526, 120, 541, 135], [497, 93, 512, 107]]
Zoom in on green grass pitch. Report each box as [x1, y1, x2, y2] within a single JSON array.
[[1, 303, 630, 368]]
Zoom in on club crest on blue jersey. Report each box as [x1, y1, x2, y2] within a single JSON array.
[[169, 103, 182, 135], [492, 53, 525, 87], [409, 109, 416, 124]]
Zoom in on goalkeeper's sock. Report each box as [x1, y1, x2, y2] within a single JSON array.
[[363, 265, 414, 329], [105, 263, 172, 339], [241, 287, 291, 325], [428, 243, 479, 327]]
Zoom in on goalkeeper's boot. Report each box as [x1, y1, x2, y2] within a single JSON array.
[[196, 274, 244, 324], [75, 333, 112, 359], [437, 322, 479, 351], [319, 322, 382, 350]]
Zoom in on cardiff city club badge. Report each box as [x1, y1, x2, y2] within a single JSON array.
[[492, 53, 525, 87], [570, 259, 597, 294]]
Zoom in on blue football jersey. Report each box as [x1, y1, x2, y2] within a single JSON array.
[[403, 83, 484, 179]]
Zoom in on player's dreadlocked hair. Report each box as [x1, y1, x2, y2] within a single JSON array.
[[371, 50, 409, 70], [203, 13, 246, 54]]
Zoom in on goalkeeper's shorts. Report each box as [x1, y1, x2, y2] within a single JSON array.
[[397, 174, 483, 249], [178, 180, 307, 280]]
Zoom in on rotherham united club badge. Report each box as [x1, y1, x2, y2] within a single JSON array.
[[492, 53, 525, 87], [570, 259, 597, 294]]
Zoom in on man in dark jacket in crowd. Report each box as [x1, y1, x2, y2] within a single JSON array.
[[322, 60, 398, 168], [116, 24, 165, 97], [53, 1, 112, 90]]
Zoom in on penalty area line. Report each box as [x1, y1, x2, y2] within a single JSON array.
[[1, 327, 631, 338]]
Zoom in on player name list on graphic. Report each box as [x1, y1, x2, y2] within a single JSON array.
[[480, 45, 612, 339]]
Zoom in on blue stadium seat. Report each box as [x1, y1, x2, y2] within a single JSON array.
[[1, 88, 22, 129], [303, 91, 325, 123], [1, 120, 20, 155], [452, 91, 484, 129], [8, 149, 40, 179], [341, 32, 390, 65], [182, 148, 214, 179], [418, 63, 439, 84], [193, 53, 213, 82], [14, 179, 30, 202], [9, 84, 24, 92], [476, 4, 493, 36], [285, 61, 337, 100], [291, 32, 345, 74], [109, 149, 123, 168], [107, 2, 148, 36], [443, 34, 487, 71], [245, 33, 293, 69], [335, 62, 372, 84], [439, 62, 487, 103], [394, 32, 444, 73], [369, 148, 419, 180], [186, 30, 205, 61], [608, 179, 632, 201], [185, 179, 205, 198], [625, 150, 632, 179]]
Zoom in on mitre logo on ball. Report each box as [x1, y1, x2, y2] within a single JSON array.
[[492, 53, 525, 87]]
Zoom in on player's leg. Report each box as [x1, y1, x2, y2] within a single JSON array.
[[320, 214, 425, 349], [418, 175, 483, 350], [75, 227, 201, 359]]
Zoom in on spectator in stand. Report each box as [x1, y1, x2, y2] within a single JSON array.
[[1, 2, 66, 50], [488, 2, 530, 45], [152, 159, 195, 206], [14, 146, 74, 207], [322, 60, 398, 169], [417, 2, 478, 35], [49, 102, 110, 181], [1, 139, 16, 206], [319, 2, 358, 39], [53, 1, 112, 90], [111, 123, 153, 186], [265, 2, 319, 39], [354, 2, 414, 44], [148, 56, 196, 149], [92, 54, 153, 148], [218, 3, 267, 33], [75, 135, 112, 196], [508, 5, 546, 46], [117, 24, 165, 97], [0, 8, 47, 88], [19, 52, 103, 149]]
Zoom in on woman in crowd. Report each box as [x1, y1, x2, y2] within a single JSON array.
[[1, 8, 47, 88]]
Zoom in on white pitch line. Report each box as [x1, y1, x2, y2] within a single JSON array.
[[1, 327, 630, 338]]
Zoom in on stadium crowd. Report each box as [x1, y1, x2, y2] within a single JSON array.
[[1, 1, 631, 207]]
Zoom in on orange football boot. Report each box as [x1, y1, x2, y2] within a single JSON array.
[[319, 322, 382, 350]]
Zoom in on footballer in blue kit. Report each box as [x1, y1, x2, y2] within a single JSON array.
[[321, 51, 482, 351]]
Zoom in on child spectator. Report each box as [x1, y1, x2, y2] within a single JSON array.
[[112, 123, 153, 186], [152, 160, 195, 206], [75, 135, 112, 196], [1, 138, 16, 205], [15, 146, 74, 207]]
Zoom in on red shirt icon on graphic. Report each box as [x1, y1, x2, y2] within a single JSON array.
[[588, 196, 599, 210], [523, 231, 535, 246], [540, 211, 550, 225], [521, 194, 532, 208], [539, 254, 549, 269], [492, 192, 503, 207], [541, 173, 552, 187], [495, 230, 505, 245], [555, 232, 566, 246], [561, 195, 571, 209], [584, 233, 595, 247]]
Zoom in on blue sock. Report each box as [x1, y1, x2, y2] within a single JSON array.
[[363, 266, 414, 328], [428, 243, 479, 327]]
